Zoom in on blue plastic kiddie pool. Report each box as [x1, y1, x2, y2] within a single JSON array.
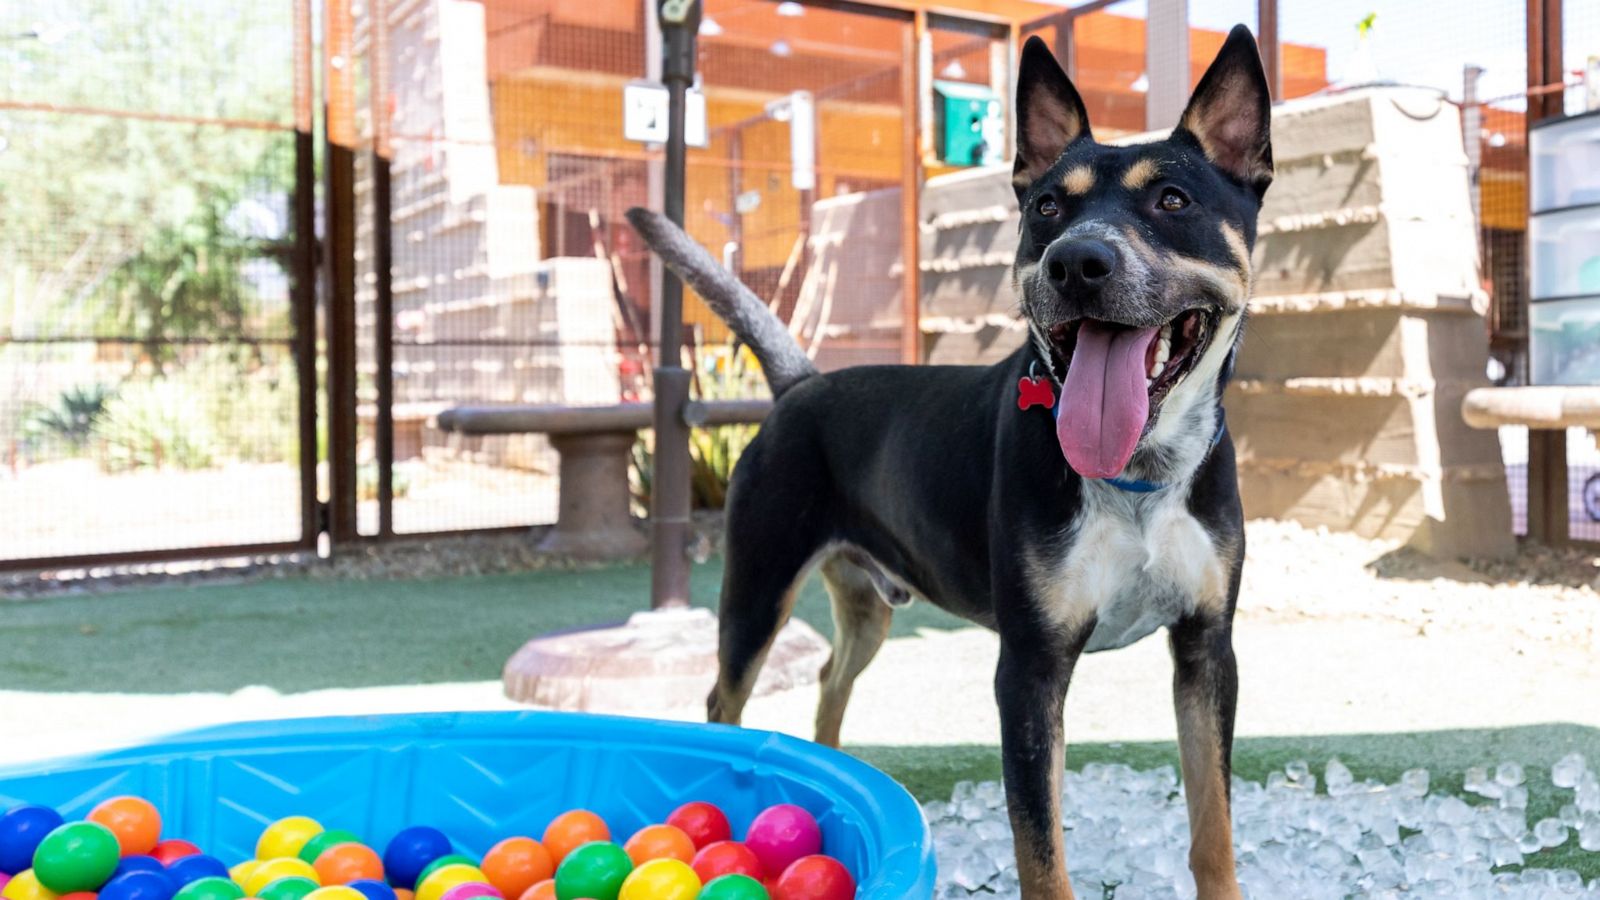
[[0, 711, 935, 898]]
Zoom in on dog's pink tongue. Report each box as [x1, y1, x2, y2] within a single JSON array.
[[1058, 321, 1161, 478]]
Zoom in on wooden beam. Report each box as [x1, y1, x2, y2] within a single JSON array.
[[1256, 0, 1280, 100]]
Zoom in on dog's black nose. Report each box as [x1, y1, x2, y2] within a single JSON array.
[[1044, 240, 1117, 293]]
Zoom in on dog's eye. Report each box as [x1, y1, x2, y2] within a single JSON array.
[[1157, 187, 1190, 212], [1036, 196, 1060, 217]]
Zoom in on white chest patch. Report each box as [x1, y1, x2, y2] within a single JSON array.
[[1030, 485, 1229, 652]]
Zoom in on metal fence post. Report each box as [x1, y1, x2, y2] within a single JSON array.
[[649, 0, 700, 609]]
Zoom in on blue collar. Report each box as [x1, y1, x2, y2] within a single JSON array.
[[1052, 402, 1227, 494]]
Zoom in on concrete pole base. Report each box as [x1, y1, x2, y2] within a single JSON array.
[[502, 607, 831, 713], [536, 431, 649, 560]]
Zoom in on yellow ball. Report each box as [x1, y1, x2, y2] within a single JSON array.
[[618, 859, 700, 900], [257, 817, 325, 862], [245, 858, 322, 896], [414, 865, 488, 900], [0, 871, 57, 900], [304, 889, 368, 900], [231, 860, 264, 888]]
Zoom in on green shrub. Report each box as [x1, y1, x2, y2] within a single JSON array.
[[25, 383, 115, 451], [630, 343, 765, 513], [98, 380, 218, 472]]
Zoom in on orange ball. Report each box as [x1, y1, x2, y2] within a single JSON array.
[[540, 811, 609, 865], [88, 796, 162, 856], [480, 838, 553, 899], [622, 825, 695, 867], [394, 891, 414, 900], [312, 844, 384, 885], [515, 882, 555, 900]]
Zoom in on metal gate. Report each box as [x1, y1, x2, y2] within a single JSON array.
[[0, 0, 318, 568]]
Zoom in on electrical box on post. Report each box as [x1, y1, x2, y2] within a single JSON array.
[[933, 80, 1003, 167]]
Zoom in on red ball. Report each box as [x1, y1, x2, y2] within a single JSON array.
[[665, 802, 731, 850], [691, 841, 764, 884], [773, 856, 855, 900], [150, 839, 201, 864]]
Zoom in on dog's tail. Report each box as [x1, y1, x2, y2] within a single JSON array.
[[626, 207, 818, 399]]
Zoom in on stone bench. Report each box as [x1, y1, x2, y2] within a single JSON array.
[[1462, 386, 1600, 543], [434, 399, 772, 559]]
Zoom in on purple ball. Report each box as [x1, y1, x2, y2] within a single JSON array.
[[438, 885, 501, 900], [744, 804, 822, 879]]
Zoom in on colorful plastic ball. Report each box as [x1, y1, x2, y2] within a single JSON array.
[[0, 807, 65, 875], [255, 878, 318, 900], [412, 865, 484, 900], [302, 888, 367, 900], [295, 833, 359, 869], [166, 856, 229, 887], [311, 846, 381, 887], [342, 881, 394, 900], [227, 863, 258, 890], [551, 842, 630, 900], [620, 826, 693, 868], [771, 857, 852, 900], [256, 821, 323, 865], [540, 814, 608, 868], [513, 883, 554, 900], [698, 874, 769, 900], [742, 807, 820, 882], [1, 870, 57, 900], [438, 884, 500, 900], [411, 857, 474, 895], [617, 859, 698, 900], [665, 803, 731, 851], [148, 845, 198, 868], [57, 892, 97, 900], [380, 830, 452, 892], [242, 860, 318, 898], [0, 875, 9, 895], [87, 798, 162, 859], [98, 870, 175, 900], [691, 842, 763, 884], [173, 876, 245, 900], [33, 822, 122, 894], [479, 839, 551, 900]]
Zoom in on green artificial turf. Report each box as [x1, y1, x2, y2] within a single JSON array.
[[0, 558, 968, 694]]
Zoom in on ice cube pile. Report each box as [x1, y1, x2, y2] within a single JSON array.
[[926, 752, 1600, 899]]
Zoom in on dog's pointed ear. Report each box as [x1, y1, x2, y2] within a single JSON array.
[[1013, 36, 1091, 193], [1174, 24, 1274, 196]]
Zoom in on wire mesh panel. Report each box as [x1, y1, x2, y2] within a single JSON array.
[[695, 0, 912, 372], [0, 0, 312, 565]]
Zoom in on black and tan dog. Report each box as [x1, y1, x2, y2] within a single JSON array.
[[628, 25, 1271, 900]]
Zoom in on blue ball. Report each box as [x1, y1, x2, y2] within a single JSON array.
[[0, 805, 64, 875], [100, 870, 179, 900], [114, 857, 167, 880], [381, 827, 452, 890], [165, 855, 229, 887], [348, 879, 398, 900]]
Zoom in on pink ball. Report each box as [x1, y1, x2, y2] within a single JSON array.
[[439, 884, 502, 900], [744, 804, 822, 879], [0, 873, 11, 892]]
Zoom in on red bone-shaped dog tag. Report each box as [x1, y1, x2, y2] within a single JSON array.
[[1017, 375, 1055, 411]]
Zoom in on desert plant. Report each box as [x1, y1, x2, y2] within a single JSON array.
[[630, 343, 765, 513], [97, 379, 218, 472], [25, 383, 115, 450]]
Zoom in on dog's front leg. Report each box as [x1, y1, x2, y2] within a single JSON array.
[[995, 626, 1088, 900], [1170, 611, 1243, 900]]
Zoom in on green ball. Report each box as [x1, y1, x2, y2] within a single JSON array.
[[298, 829, 363, 864], [415, 854, 478, 888], [175, 877, 247, 900], [699, 874, 770, 900], [259, 876, 321, 900], [554, 842, 632, 900], [32, 821, 121, 893]]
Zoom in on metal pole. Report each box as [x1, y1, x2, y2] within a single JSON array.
[[1525, 0, 1566, 544], [1256, 0, 1281, 100], [650, 0, 700, 609]]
